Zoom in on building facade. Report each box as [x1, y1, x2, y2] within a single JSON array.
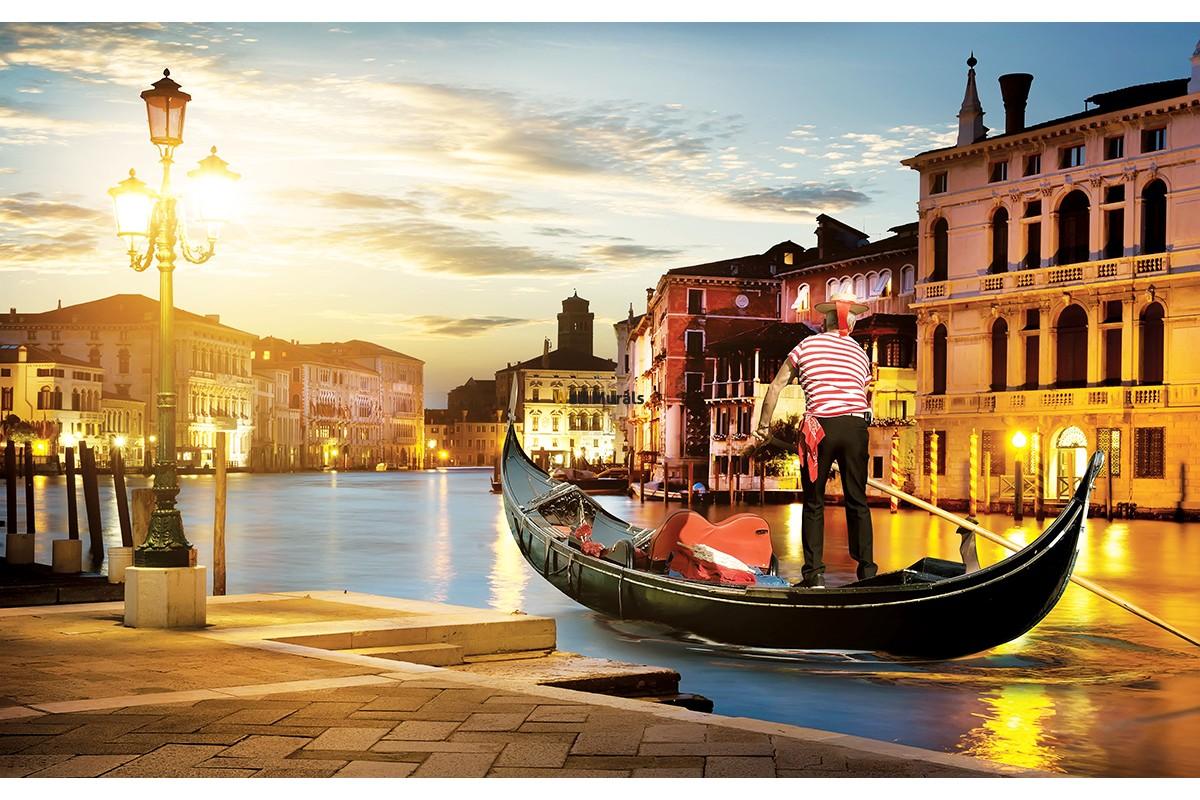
[[904, 47, 1200, 512], [0, 295, 255, 468], [253, 337, 383, 469], [314, 341, 424, 468], [495, 294, 618, 470], [250, 366, 302, 471]]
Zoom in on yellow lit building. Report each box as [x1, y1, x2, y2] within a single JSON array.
[[904, 45, 1200, 512]]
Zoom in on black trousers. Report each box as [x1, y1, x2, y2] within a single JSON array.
[[799, 415, 877, 582]]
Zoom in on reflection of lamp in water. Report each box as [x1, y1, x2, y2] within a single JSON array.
[[1011, 431, 1028, 522]]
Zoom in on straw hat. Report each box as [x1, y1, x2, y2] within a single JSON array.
[[814, 284, 869, 315]]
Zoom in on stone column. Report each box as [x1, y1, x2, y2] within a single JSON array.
[[1086, 300, 1102, 386], [1042, 207, 1055, 267], [1039, 303, 1054, 388], [1088, 187, 1104, 262], [1008, 209, 1023, 272]]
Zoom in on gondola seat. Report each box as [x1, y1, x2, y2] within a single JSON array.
[[647, 510, 774, 573]]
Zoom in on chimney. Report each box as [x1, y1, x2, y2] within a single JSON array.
[[18, 345, 27, 362], [998, 73, 1034, 134], [57, 299, 62, 309], [205, 313, 220, 324], [542, 337, 551, 368]]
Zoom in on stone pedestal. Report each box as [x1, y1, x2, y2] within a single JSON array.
[[51, 539, 83, 574], [107, 546, 134, 584], [5, 533, 34, 565], [124, 566, 207, 628]]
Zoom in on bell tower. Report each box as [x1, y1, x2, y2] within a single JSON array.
[[557, 291, 594, 355]]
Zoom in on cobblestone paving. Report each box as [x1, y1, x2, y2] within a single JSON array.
[[0, 679, 993, 778]]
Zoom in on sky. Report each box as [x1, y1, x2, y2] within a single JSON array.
[[1, 22, 1197, 405]]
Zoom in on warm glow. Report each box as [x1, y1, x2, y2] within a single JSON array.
[[331, 448, 339, 457], [108, 169, 157, 250], [427, 438, 437, 449], [186, 146, 240, 239], [438, 449, 449, 460], [148, 434, 157, 443], [113, 435, 127, 448], [60, 433, 77, 449], [554, 454, 564, 464], [31, 439, 48, 456], [1011, 431, 1028, 449]]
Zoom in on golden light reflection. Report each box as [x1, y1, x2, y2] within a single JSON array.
[[429, 473, 453, 602], [489, 507, 528, 612], [784, 503, 804, 562], [959, 685, 1061, 772]]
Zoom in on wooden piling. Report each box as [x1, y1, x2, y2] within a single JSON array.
[[214, 431, 227, 596], [638, 454, 645, 503], [113, 448, 133, 548], [983, 459, 991, 515], [734, 469, 741, 505], [65, 446, 79, 540], [687, 462, 694, 506], [5, 441, 16, 533], [889, 433, 900, 513], [23, 442, 34, 536], [79, 442, 104, 570]]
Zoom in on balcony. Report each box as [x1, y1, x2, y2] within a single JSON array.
[[915, 253, 1170, 304], [918, 384, 1175, 416]]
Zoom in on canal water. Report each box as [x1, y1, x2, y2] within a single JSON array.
[[5, 467, 1200, 776]]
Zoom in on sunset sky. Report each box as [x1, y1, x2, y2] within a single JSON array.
[[1, 22, 1196, 403]]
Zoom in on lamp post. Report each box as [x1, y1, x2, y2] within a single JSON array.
[[1011, 431, 1028, 522], [426, 438, 436, 470], [107, 69, 239, 568]]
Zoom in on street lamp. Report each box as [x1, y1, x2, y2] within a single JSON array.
[[107, 69, 239, 568], [427, 438, 436, 469], [1011, 431, 1028, 522]]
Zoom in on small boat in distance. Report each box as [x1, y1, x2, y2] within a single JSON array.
[[499, 421, 1104, 659]]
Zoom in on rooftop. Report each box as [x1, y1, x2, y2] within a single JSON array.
[[3, 294, 255, 338], [312, 339, 423, 364], [254, 336, 379, 374], [500, 348, 617, 373], [0, 344, 97, 368]]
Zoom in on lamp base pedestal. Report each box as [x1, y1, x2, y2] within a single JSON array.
[[124, 566, 206, 628], [51, 539, 83, 574]]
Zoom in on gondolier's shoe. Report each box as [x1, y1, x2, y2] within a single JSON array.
[[795, 574, 825, 589]]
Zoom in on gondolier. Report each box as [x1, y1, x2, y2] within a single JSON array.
[[755, 285, 877, 587]]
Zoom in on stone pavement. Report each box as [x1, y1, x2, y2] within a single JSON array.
[[0, 592, 1029, 778]]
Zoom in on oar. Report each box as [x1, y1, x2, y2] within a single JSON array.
[[866, 477, 1200, 650]]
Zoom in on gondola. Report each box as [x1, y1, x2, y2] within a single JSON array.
[[500, 422, 1105, 658]]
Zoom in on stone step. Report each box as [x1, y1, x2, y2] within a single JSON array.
[[272, 613, 555, 657], [342, 642, 466, 666]]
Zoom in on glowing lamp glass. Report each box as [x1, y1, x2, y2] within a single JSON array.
[[113, 435, 127, 448], [108, 169, 157, 250], [1011, 431, 1028, 449], [187, 146, 240, 239], [140, 69, 191, 146]]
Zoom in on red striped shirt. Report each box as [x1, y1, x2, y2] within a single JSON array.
[[787, 332, 872, 417]]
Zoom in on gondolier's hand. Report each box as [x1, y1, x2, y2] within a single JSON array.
[[754, 423, 771, 445]]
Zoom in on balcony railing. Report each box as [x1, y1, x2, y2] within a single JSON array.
[[915, 253, 1170, 303], [919, 384, 1174, 415]]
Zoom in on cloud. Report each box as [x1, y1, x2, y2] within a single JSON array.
[[0, 102, 103, 145], [0, 192, 106, 226], [723, 184, 870, 216], [408, 315, 535, 337], [283, 189, 422, 213], [0, 231, 103, 271], [584, 243, 683, 264], [315, 219, 590, 277]]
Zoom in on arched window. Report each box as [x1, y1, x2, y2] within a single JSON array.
[[1139, 302, 1165, 384], [874, 269, 892, 298], [931, 218, 949, 281], [1056, 304, 1088, 388], [932, 324, 948, 395], [853, 274, 866, 298], [118, 348, 130, 374], [826, 278, 839, 300], [990, 318, 1008, 391], [1056, 190, 1090, 265], [900, 265, 915, 295], [990, 207, 1009, 274], [71, 389, 80, 411], [52, 388, 62, 409], [839, 276, 853, 296], [1142, 180, 1167, 255], [37, 386, 51, 410], [794, 283, 810, 312], [592, 412, 602, 431]]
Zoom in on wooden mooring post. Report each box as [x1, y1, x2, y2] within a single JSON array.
[[132, 488, 155, 548], [214, 431, 227, 596], [6, 441, 17, 533], [687, 462, 694, 506], [79, 441, 104, 571], [112, 448, 133, 547], [23, 442, 34, 536], [65, 446, 79, 540]]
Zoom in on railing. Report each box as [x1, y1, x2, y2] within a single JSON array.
[[915, 253, 1171, 303], [919, 384, 1175, 415]]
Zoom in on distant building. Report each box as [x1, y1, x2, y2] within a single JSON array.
[[250, 365, 301, 471], [903, 44, 1200, 511], [312, 340, 424, 468], [448, 377, 498, 422], [496, 294, 618, 470], [253, 337, 382, 469], [0, 295, 254, 468]]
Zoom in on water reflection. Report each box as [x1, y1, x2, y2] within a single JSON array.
[[959, 685, 1060, 771], [489, 506, 528, 612]]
